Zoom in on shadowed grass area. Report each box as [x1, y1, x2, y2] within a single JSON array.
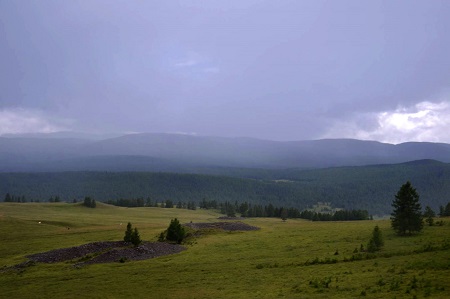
[[1, 202, 449, 298]]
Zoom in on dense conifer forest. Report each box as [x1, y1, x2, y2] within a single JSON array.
[[1, 160, 449, 215]]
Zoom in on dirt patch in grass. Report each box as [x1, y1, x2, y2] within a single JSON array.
[[184, 221, 259, 231]]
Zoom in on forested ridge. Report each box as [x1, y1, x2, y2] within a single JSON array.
[[1, 159, 449, 215]]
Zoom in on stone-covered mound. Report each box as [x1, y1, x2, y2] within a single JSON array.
[[24, 241, 185, 266], [78, 242, 185, 266], [27, 241, 126, 263], [184, 221, 259, 231]]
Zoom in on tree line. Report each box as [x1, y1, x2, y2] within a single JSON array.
[[214, 200, 370, 221], [3, 191, 449, 222], [105, 197, 197, 210], [110, 197, 371, 221], [3, 193, 62, 203]]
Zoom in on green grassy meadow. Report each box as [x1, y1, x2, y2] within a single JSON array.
[[1, 203, 449, 298]]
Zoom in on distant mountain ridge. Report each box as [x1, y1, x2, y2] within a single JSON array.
[[1, 133, 450, 172]]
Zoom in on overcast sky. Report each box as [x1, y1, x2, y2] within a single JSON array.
[[1, 0, 450, 143]]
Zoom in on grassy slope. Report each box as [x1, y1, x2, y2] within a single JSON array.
[[0, 203, 449, 298]]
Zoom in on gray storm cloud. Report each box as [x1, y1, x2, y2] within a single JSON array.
[[1, 1, 449, 142]]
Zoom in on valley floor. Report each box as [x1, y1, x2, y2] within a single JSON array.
[[1, 203, 449, 298]]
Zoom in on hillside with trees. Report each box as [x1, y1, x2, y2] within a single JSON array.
[[1, 160, 450, 215]]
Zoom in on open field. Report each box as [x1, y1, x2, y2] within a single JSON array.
[[1, 202, 449, 298]]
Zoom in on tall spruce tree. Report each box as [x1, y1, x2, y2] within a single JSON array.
[[391, 181, 423, 235]]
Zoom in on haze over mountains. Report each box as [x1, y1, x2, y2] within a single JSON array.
[[1, 132, 450, 172]]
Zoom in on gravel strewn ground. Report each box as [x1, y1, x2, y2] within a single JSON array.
[[27, 241, 127, 263], [184, 221, 260, 231], [77, 242, 186, 266], [2, 241, 186, 270]]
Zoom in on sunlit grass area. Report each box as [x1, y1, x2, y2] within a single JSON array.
[[1, 203, 449, 298]]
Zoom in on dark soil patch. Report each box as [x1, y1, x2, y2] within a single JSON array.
[[184, 221, 259, 231]]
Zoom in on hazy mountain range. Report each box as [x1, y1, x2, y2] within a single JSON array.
[[1, 132, 450, 172]]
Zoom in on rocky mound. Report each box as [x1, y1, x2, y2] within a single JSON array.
[[184, 221, 259, 231], [77, 242, 186, 266], [3, 223, 258, 271], [6, 241, 186, 269], [27, 241, 126, 263]]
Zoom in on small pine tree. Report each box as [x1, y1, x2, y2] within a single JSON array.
[[367, 225, 384, 252], [280, 208, 288, 222], [165, 218, 185, 244], [158, 232, 166, 242], [367, 238, 378, 253], [224, 202, 236, 217], [424, 206, 436, 226], [439, 205, 445, 217], [84, 197, 92, 207], [4, 193, 12, 202], [83, 197, 96, 208], [130, 228, 142, 246], [124, 222, 133, 242], [444, 202, 450, 217]]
